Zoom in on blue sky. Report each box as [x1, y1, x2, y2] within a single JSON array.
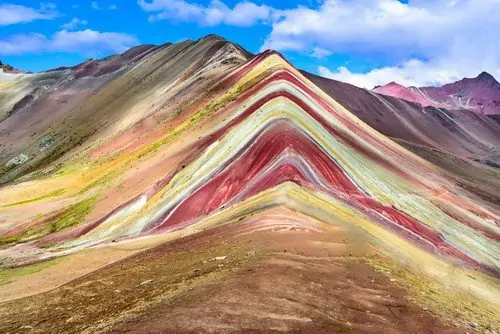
[[0, 0, 337, 74], [1, 0, 499, 88]]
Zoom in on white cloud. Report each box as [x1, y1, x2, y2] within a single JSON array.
[[310, 47, 332, 59], [138, 0, 279, 27], [263, 0, 453, 57], [51, 30, 136, 53], [92, 2, 118, 10], [136, 0, 500, 87], [262, 0, 500, 87], [0, 34, 47, 55], [0, 3, 58, 26], [40, 2, 57, 10], [61, 17, 88, 30], [318, 59, 464, 89], [0, 29, 138, 56]]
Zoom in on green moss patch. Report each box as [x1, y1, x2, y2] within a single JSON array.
[[0, 257, 64, 285], [48, 195, 99, 233], [0, 195, 99, 247]]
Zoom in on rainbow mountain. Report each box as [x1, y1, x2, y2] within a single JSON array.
[[0, 35, 499, 333]]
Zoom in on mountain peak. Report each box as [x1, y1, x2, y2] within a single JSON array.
[[200, 34, 227, 43], [386, 81, 403, 87], [373, 81, 433, 107], [475, 71, 498, 83]]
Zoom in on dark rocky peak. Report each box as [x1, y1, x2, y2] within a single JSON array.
[[467, 71, 500, 92], [475, 71, 497, 83]]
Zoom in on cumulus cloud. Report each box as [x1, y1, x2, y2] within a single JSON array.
[[263, 0, 478, 58], [317, 44, 500, 89], [318, 59, 464, 89], [262, 0, 500, 87], [136, 0, 499, 87], [0, 29, 138, 56], [61, 17, 88, 30], [138, 0, 280, 27], [0, 3, 58, 26]]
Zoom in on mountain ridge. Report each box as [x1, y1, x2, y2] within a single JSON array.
[[0, 34, 498, 333], [0, 61, 26, 74], [374, 71, 500, 115], [2, 34, 499, 182]]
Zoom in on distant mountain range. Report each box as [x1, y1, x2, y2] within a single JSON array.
[[0, 61, 25, 74], [374, 72, 500, 115]]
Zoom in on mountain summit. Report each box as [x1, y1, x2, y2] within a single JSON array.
[[372, 81, 433, 107], [476, 71, 498, 84]]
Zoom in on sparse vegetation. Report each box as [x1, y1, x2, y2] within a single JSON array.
[[1, 188, 65, 208], [365, 256, 500, 332], [48, 195, 99, 233], [0, 257, 64, 286], [0, 195, 99, 246]]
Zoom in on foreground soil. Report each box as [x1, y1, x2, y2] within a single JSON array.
[[0, 214, 480, 334]]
